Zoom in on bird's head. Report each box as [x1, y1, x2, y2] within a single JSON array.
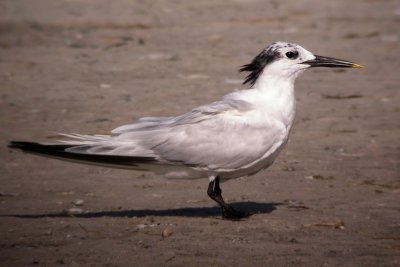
[[240, 42, 363, 88]]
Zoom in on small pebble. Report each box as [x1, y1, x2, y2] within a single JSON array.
[[136, 224, 147, 230], [72, 199, 84, 206], [99, 83, 112, 89], [68, 208, 83, 214], [162, 227, 173, 239], [44, 229, 53, 236]]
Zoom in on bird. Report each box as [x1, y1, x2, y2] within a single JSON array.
[[9, 42, 363, 220]]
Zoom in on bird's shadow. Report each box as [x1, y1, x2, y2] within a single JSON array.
[[2, 202, 282, 219]]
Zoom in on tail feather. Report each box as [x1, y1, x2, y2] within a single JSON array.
[[8, 141, 156, 168]]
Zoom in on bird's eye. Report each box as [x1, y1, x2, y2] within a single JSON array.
[[285, 51, 299, 59]]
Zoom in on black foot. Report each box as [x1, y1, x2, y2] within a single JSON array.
[[221, 205, 249, 220], [207, 176, 250, 220]]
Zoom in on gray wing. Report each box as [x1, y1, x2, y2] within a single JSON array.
[[65, 100, 287, 171], [147, 108, 287, 171]]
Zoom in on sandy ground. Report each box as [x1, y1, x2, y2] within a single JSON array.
[[0, 0, 399, 266]]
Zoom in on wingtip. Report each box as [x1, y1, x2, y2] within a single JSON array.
[[8, 141, 27, 149], [8, 141, 47, 152]]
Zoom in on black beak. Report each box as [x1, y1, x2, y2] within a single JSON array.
[[303, 55, 363, 68]]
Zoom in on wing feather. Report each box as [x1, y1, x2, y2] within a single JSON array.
[[53, 99, 286, 172]]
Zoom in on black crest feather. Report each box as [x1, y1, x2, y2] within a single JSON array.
[[239, 44, 281, 87]]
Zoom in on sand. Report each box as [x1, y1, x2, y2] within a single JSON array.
[[1, 0, 399, 266]]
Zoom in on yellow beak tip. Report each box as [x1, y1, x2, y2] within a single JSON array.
[[352, 63, 364, 68]]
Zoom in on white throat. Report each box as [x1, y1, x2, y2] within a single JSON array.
[[251, 68, 302, 128]]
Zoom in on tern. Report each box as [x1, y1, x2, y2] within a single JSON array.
[[9, 42, 362, 219]]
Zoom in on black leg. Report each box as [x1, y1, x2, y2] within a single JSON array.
[[207, 176, 248, 220]]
